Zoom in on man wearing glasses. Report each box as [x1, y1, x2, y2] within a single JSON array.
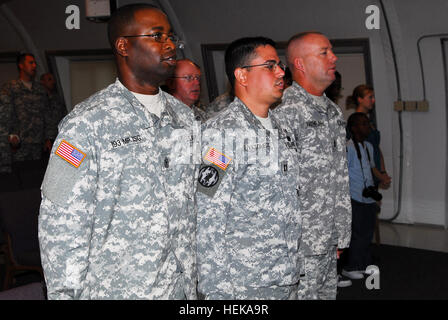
[[166, 59, 207, 122], [273, 32, 352, 300], [196, 37, 301, 299], [39, 4, 197, 299]]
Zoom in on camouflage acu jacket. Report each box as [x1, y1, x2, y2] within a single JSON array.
[[39, 79, 198, 300], [0, 92, 12, 172], [206, 92, 234, 120], [196, 98, 301, 299], [273, 82, 351, 256], [191, 104, 208, 123], [0, 80, 52, 143]]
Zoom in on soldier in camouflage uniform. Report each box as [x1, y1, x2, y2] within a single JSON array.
[[38, 4, 197, 300], [0, 92, 13, 174], [40, 72, 68, 140], [0, 53, 53, 165], [166, 59, 207, 122], [206, 90, 234, 119], [273, 32, 351, 300], [196, 37, 301, 299]]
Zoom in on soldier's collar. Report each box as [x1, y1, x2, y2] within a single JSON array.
[[115, 79, 159, 127], [159, 92, 182, 128], [114, 79, 180, 128], [232, 97, 273, 131], [291, 81, 340, 119]]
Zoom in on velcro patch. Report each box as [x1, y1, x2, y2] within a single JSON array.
[[197, 164, 226, 198], [55, 140, 86, 168]]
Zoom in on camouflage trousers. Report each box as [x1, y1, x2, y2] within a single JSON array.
[[297, 246, 337, 300], [232, 283, 299, 300]]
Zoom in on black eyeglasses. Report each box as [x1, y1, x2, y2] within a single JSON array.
[[122, 32, 185, 49], [171, 75, 201, 82], [241, 60, 286, 72]]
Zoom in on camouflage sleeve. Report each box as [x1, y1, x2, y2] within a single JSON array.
[[272, 103, 301, 142], [38, 115, 97, 299], [42, 94, 55, 140], [0, 89, 12, 171], [0, 82, 19, 136], [334, 119, 352, 250], [196, 128, 235, 299]]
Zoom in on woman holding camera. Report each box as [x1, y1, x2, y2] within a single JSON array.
[[341, 112, 391, 281]]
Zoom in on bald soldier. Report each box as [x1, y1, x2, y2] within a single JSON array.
[[166, 59, 207, 122], [38, 4, 197, 299], [273, 32, 351, 300]]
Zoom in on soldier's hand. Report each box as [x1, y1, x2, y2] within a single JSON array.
[[8, 134, 20, 147]]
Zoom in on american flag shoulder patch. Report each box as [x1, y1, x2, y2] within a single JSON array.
[[204, 147, 232, 171], [55, 139, 87, 168]]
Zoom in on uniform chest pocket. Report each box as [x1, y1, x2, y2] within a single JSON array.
[[239, 164, 285, 206]]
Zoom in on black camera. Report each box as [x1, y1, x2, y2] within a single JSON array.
[[362, 185, 382, 201]]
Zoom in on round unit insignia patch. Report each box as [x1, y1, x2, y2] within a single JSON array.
[[198, 166, 219, 188]]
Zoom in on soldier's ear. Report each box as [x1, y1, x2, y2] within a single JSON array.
[[294, 57, 305, 73], [115, 37, 129, 57], [234, 68, 248, 87]]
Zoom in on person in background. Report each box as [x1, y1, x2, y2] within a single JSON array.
[[346, 85, 391, 190], [342, 112, 385, 280], [324, 70, 342, 104], [166, 59, 207, 122], [273, 31, 352, 300], [40, 72, 67, 142], [0, 53, 53, 174], [38, 4, 197, 300], [206, 85, 235, 119]]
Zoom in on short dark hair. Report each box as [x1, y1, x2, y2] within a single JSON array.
[[16, 52, 34, 69], [224, 37, 276, 88], [107, 3, 161, 51], [347, 112, 369, 135]]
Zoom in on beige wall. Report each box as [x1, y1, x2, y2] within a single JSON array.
[[70, 60, 117, 107]]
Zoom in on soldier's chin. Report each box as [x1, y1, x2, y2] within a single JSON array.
[[190, 92, 200, 100]]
